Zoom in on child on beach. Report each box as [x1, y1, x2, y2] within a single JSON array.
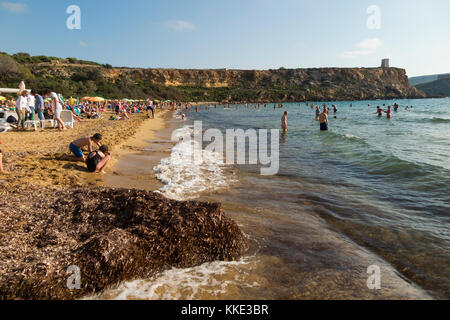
[[86, 145, 111, 174], [69, 134, 103, 162]]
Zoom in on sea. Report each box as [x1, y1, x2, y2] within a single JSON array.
[[96, 98, 449, 300]]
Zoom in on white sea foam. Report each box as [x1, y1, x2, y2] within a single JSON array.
[[154, 125, 234, 200], [89, 256, 258, 300]]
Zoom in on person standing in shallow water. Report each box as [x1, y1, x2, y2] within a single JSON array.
[[319, 107, 329, 131], [384, 106, 392, 119], [281, 111, 288, 133]]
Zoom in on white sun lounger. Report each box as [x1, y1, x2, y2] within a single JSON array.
[[24, 120, 40, 131], [0, 122, 11, 133], [60, 110, 74, 129]]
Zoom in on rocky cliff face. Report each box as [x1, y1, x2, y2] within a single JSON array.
[[0, 187, 248, 300], [121, 67, 426, 100], [25, 59, 427, 101]]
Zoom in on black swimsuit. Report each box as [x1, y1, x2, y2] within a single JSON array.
[[86, 151, 101, 172]]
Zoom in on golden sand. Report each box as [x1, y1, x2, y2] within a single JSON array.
[[0, 110, 167, 192]]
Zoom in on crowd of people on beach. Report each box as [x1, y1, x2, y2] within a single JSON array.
[[0, 95, 414, 176], [0, 91, 166, 132], [0, 90, 178, 174]]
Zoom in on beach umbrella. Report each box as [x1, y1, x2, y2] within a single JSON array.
[[0, 96, 6, 101], [81, 97, 92, 101], [89, 97, 105, 102]]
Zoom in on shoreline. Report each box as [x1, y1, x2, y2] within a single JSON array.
[[103, 110, 177, 191], [0, 109, 249, 300]]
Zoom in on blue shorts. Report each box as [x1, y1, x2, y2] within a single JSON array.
[[69, 143, 84, 158], [320, 123, 328, 131]]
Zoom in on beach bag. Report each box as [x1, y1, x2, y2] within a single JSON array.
[[7, 115, 17, 123]]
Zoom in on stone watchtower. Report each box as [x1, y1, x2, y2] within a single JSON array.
[[381, 59, 390, 68]]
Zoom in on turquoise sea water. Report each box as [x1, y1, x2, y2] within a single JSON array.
[[183, 98, 449, 299], [97, 98, 449, 300]]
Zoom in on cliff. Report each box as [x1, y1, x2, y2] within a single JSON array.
[[1, 52, 427, 102], [0, 186, 248, 300]]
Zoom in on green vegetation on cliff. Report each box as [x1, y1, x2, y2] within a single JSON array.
[[415, 78, 450, 97], [0, 52, 426, 102]]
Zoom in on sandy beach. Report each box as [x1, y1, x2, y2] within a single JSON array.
[[0, 110, 168, 193]]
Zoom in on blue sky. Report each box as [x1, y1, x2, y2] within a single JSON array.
[[0, 0, 449, 76]]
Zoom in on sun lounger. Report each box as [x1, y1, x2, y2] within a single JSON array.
[[24, 120, 40, 131], [40, 119, 56, 128], [60, 110, 74, 129], [0, 121, 11, 133]]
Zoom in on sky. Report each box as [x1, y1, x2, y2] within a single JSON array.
[[0, 0, 449, 77]]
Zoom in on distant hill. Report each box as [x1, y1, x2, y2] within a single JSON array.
[[415, 78, 450, 97], [409, 73, 450, 86], [0, 52, 426, 102]]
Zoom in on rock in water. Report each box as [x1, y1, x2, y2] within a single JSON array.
[[0, 187, 248, 300]]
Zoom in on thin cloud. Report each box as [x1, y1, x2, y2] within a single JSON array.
[[80, 41, 88, 47], [340, 50, 371, 59], [0, 2, 28, 13], [357, 38, 382, 50], [341, 38, 382, 59], [165, 20, 196, 31]]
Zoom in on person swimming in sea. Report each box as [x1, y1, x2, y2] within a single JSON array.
[[281, 111, 288, 133], [319, 107, 329, 131], [315, 106, 321, 121], [384, 106, 392, 119], [375, 106, 383, 117]]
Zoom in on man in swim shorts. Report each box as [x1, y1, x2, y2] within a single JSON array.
[[319, 107, 329, 131], [69, 133, 103, 162]]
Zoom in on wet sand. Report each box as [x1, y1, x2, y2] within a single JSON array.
[[104, 111, 181, 191]]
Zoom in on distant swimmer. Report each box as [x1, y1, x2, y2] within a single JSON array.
[[181, 113, 186, 121], [319, 107, 329, 131], [281, 111, 288, 133], [315, 106, 321, 121], [394, 103, 399, 112], [333, 105, 338, 113], [384, 106, 392, 119], [375, 106, 383, 117]]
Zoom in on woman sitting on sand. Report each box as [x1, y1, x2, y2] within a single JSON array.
[[86, 145, 111, 174]]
